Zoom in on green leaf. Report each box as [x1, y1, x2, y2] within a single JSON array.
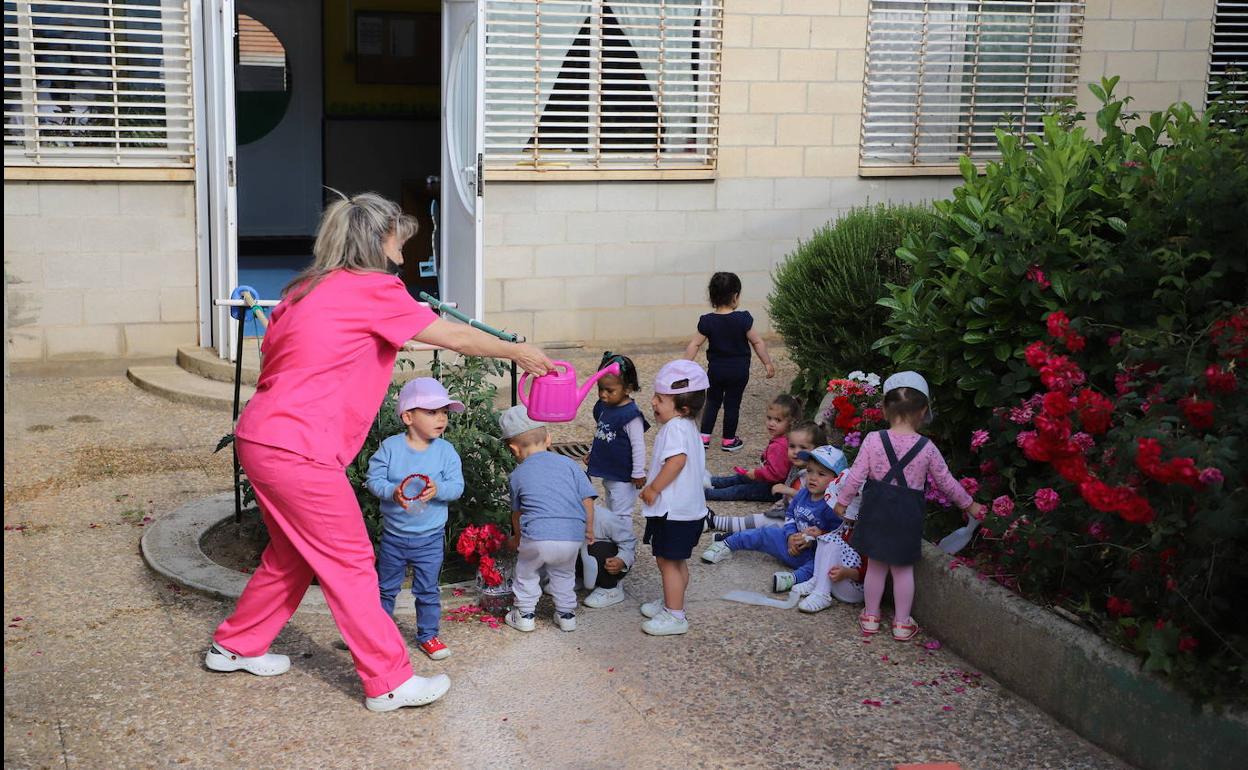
[[959, 155, 976, 183], [1107, 217, 1127, 234], [953, 213, 983, 236], [994, 343, 1013, 362]]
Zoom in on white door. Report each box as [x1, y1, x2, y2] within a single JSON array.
[[201, 0, 239, 358], [440, 0, 484, 320]]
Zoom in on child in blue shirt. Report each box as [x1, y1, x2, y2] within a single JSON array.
[[499, 405, 597, 633], [583, 352, 647, 609], [701, 445, 845, 593], [366, 378, 466, 661]]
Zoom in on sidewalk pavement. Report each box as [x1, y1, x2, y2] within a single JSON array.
[[3, 350, 1126, 769]]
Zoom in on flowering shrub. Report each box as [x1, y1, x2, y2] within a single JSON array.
[[953, 307, 1246, 705], [817, 372, 885, 459]]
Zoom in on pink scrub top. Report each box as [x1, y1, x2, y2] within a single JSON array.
[[235, 269, 437, 469]]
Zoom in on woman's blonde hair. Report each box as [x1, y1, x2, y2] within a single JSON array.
[[283, 191, 418, 301]]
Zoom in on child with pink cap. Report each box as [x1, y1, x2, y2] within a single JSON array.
[[365, 377, 466, 661]]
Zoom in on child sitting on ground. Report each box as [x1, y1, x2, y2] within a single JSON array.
[[706, 421, 826, 533], [797, 472, 867, 613], [499, 405, 597, 633], [581, 352, 647, 609], [639, 360, 710, 636], [704, 394, 801, 503], [365, 378, 466, 661], [702, 445, 846, 593]]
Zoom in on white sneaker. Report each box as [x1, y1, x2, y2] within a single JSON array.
[[798, 592, 835, 613], [640, 599, 663, 618], [555, 611, 577, 632], [792, 579, 816, 597], [205, 644, 290, 677], [701, 541, 732, 564], [364, 674, 451, 712], [773, 571, 796, 593], [505, 609, 536, 632], [583, 586, 625, 609], [641, 609, 689, 636]]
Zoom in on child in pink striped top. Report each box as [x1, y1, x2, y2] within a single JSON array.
[[835, 372, 985, 641]]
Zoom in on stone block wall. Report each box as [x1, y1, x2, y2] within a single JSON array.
[[3, 181, 199, 366]]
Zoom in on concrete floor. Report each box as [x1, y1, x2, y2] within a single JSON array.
[[2, 349, 1128, 769]]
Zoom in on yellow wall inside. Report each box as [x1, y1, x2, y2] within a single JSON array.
[[323, 0, 440, 117]]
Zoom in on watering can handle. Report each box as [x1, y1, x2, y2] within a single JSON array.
[[518, 371, 531, 408]]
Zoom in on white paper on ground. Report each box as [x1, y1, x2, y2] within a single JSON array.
[[722, 589, 801, 609]]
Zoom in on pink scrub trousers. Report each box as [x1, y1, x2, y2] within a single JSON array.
[[213, 438, 412, 697]]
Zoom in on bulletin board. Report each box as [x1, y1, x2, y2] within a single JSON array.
[[354, 11, 440, 85], [323, 0, 441, 118]]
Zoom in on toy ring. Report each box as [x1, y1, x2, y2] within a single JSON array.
[[397, 473, 432, 509]]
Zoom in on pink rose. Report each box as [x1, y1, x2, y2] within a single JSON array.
[[1008, 405, 1034, 425], [1198, 467, 1224, 486], [1016, 430, 1036, 449], [1033, 488, 1060, 513], [959, 477, 980, 496], [970, 430, 990, 451], [1071, 432, 1095, 453], [992, 495, 1014, 517]]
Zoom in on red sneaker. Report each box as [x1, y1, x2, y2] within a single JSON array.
[[418, 636, 451, 660]]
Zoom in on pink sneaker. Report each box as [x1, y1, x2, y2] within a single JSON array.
[[701, 433, 711, 448]]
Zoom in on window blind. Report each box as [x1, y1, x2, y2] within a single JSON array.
[[1208, 1, 1248, 110], [860, 0, 1084, 168], [3, 0, 194, 167], [484, 0, 722, 173]]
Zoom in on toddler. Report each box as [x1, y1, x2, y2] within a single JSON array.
[[706, 421, 826, 533], [835, 372, 985, 641], [500, 405, 597, 633], [684, 271, 776, 452], [705, 394, 800, 502], [366, 378, 466, 661], [797, 471, 867, 613], [582, 352, 647, 609], [702, 445, 845, 593], [639, 360, 710, 636]]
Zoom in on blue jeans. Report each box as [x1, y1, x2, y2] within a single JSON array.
[[724, 528, 814, 582], [705, 474, 778, 502], [377, 530, 444, 643]]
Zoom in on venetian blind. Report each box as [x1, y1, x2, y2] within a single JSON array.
[[483, 0, 722, 174], [860, 0, 1084, 169], [1208, 1, 1248, 110], [3, 0, 194, 167]]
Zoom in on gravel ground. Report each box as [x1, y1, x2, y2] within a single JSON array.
[[3, 351, 1128, 769]]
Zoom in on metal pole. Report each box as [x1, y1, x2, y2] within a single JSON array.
[[232, 309, 245, 524], [418, 291, 522, 342], [511, 360, 518, 406]]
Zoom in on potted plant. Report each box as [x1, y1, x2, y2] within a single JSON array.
[[455, 523, 512, 617]]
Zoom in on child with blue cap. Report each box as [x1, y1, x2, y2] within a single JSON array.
[[702, 445, 846, 593]]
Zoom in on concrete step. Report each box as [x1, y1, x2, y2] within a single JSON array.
[[177, 345, 260, 386], [127, 365, 254, 411]]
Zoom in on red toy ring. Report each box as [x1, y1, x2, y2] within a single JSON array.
[[397, 473, 433, 509]]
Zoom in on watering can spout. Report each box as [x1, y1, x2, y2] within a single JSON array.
[[577, 361, 621, 404]]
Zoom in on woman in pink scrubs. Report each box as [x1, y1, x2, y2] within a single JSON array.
[[203, 192, 554, 711]]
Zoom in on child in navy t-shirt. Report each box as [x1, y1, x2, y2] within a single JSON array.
[[684, 272, 776, 452]]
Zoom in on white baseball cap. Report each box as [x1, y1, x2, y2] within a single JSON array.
[[498, 404, 545, 440], [882, 371, 930, 398], [654, 359, 709, 395]]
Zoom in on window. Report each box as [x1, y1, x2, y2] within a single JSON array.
[[860, 0, 1084, 171], [3, 0, 194, 168], [484, 1, 722, 177], [1208, 1, 1248, 111]]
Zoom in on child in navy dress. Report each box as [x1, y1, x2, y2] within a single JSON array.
[[835, 372, 986, 641], [684, 271, 776, 452], [582, 352, 647, 609]]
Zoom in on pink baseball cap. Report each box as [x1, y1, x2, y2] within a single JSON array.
[[654, 359, 709, 395], [396, 378, 465, 418]]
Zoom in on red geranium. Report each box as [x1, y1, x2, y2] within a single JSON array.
[[1204, 364, 1237, 394], [1025, 341, 1052, 369], [456, 523, 508, 587]]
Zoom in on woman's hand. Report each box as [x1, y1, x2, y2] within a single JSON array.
[[511, 342, 555, 376], [765, 361, 777, 379]]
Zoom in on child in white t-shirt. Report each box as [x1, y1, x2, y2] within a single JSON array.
[[638, 359, 710, 637]]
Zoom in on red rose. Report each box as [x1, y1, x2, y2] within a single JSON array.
[[1021, 433, 1052, 462], [979, 460, 997, 476], [1034, 412, 1071, 443], [1180, 396, 1214, 430], [1178, 636, 1199, 654], [1040, 354, 1086, 393], [1064, 332, 1086, 353], [1042, 391, 1075, 417], [1025, 341, 1052, 369], [1204, 364, 1237, 394], [1116, 494, 1155, 525], [1075, 389, 1114, 435], [1046, 311, 1071, 340], [1052, 455, 1089, 484], [1106, 596, 1133, 617]]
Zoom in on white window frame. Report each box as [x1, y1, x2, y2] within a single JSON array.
[[483, 0, 722, 181], [859, 0, 1084, 176], [1207, 1, 1248, 112], [3, 0, 195, 178]]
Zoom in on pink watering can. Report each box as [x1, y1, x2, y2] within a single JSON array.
[[518, 360, 620, 422]]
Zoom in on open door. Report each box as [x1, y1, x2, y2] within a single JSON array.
[[440, 0, 484, 320], [202, 0, 239, 358]]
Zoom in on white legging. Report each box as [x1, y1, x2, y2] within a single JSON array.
[[811, 535, 865, 604]]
